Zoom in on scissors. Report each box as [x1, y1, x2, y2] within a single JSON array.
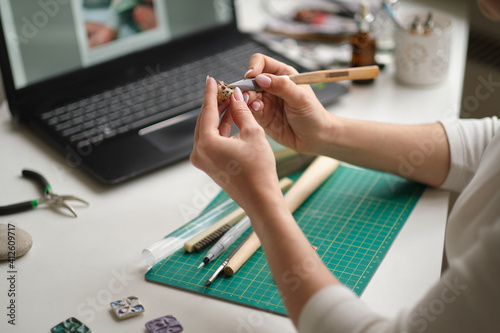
[[0, 169, 89, 217], [228, 65, 380, 91]]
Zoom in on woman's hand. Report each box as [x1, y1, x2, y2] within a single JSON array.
[[191, 77, 283, 212], [192, 79, 340, 328], [244, 54, 333, 155]]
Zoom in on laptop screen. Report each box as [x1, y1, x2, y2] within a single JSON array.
[[0, 0, 233, 90]]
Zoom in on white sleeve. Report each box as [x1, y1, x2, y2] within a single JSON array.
[[439, 117, 500, 192], [298, 216, 500, 333]]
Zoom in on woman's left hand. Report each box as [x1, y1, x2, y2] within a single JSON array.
[[190, 77, 282, 213]]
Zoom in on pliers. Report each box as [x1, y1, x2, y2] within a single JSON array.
[[0, 169, 89, 217]]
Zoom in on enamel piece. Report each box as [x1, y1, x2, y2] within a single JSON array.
[[145, 315, 183, 333], [51, 317, 91, 333], [110, 296, 145, 319]]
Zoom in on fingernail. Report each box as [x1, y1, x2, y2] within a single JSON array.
[[244, 69, 253, 77], [255, 74, 271, 88], [251, 101, 261, 111], [234, 87, 244, 101], [206, 75, 210, 83], [243, 92, 249, 103]]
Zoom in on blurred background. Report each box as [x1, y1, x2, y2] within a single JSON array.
[[1, 0, 498, 118], [461, 0, 500, 119]]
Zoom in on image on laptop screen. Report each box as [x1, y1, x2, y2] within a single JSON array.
[[0, 0, 233, 89]]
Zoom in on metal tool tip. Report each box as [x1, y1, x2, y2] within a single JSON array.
[[204, 280, 212, 287], [197, 262, 205, 269]]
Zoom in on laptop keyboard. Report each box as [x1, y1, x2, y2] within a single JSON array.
[[39, 40, 268, 148]]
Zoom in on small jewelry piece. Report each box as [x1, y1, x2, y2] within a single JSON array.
[[51, 317, 91, 333], [217, 80, 234, 104], [110, 296, 145, 319], [145, 315, 183, 333]]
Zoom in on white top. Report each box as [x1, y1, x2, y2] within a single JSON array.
[[298, 117, 500, 333], [0, 1, 470, 330]]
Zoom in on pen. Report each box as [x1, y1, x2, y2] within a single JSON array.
[[142, 197, 238, 266], [410, 16, 422, 35], [423, 11, 434, 35], [197, 177, 293, 269], [197, 215, 252, 269], [204, 232, 253, 287]]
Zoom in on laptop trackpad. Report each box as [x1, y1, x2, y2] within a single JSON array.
[[138, 110, 199, 153]]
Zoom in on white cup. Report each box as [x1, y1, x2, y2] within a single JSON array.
[[394, 11, 452, 85]]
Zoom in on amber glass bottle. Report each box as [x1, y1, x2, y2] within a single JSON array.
[[351, 2, 376, 84]]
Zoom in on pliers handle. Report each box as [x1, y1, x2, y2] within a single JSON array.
[[0, 169, 88, 217], [23, 169, 52, 195], [0, 200, 37, 215]]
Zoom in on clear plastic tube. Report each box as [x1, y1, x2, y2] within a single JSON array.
[[142, 197, 238, 266]]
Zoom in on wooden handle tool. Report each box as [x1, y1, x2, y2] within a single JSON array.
[[228, 66, 379, 91], [224, 156, 339, 276], [288, 66, 380, 85]]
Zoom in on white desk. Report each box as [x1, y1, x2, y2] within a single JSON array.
[[0, 0, 468, 331]]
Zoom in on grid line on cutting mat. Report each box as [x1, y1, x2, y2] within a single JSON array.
[[146, 165, 425, 315]]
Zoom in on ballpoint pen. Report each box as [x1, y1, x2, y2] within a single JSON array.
[[228, 65, 380, 91]]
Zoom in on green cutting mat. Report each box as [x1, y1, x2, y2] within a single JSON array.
[[145, 165, 425, 315]]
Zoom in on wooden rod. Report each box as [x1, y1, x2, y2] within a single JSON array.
[[224, 231, 261, 276], [224, 156, 339, 276]]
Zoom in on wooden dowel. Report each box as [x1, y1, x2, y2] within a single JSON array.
[[283, 156, 340, 212], [224, 156, 339, 276], [224, 232, 261, 276]]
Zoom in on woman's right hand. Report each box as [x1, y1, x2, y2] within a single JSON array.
[[244, 54, 333, 155]]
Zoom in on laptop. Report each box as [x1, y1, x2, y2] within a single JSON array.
[[0, 0, 347, 184]]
